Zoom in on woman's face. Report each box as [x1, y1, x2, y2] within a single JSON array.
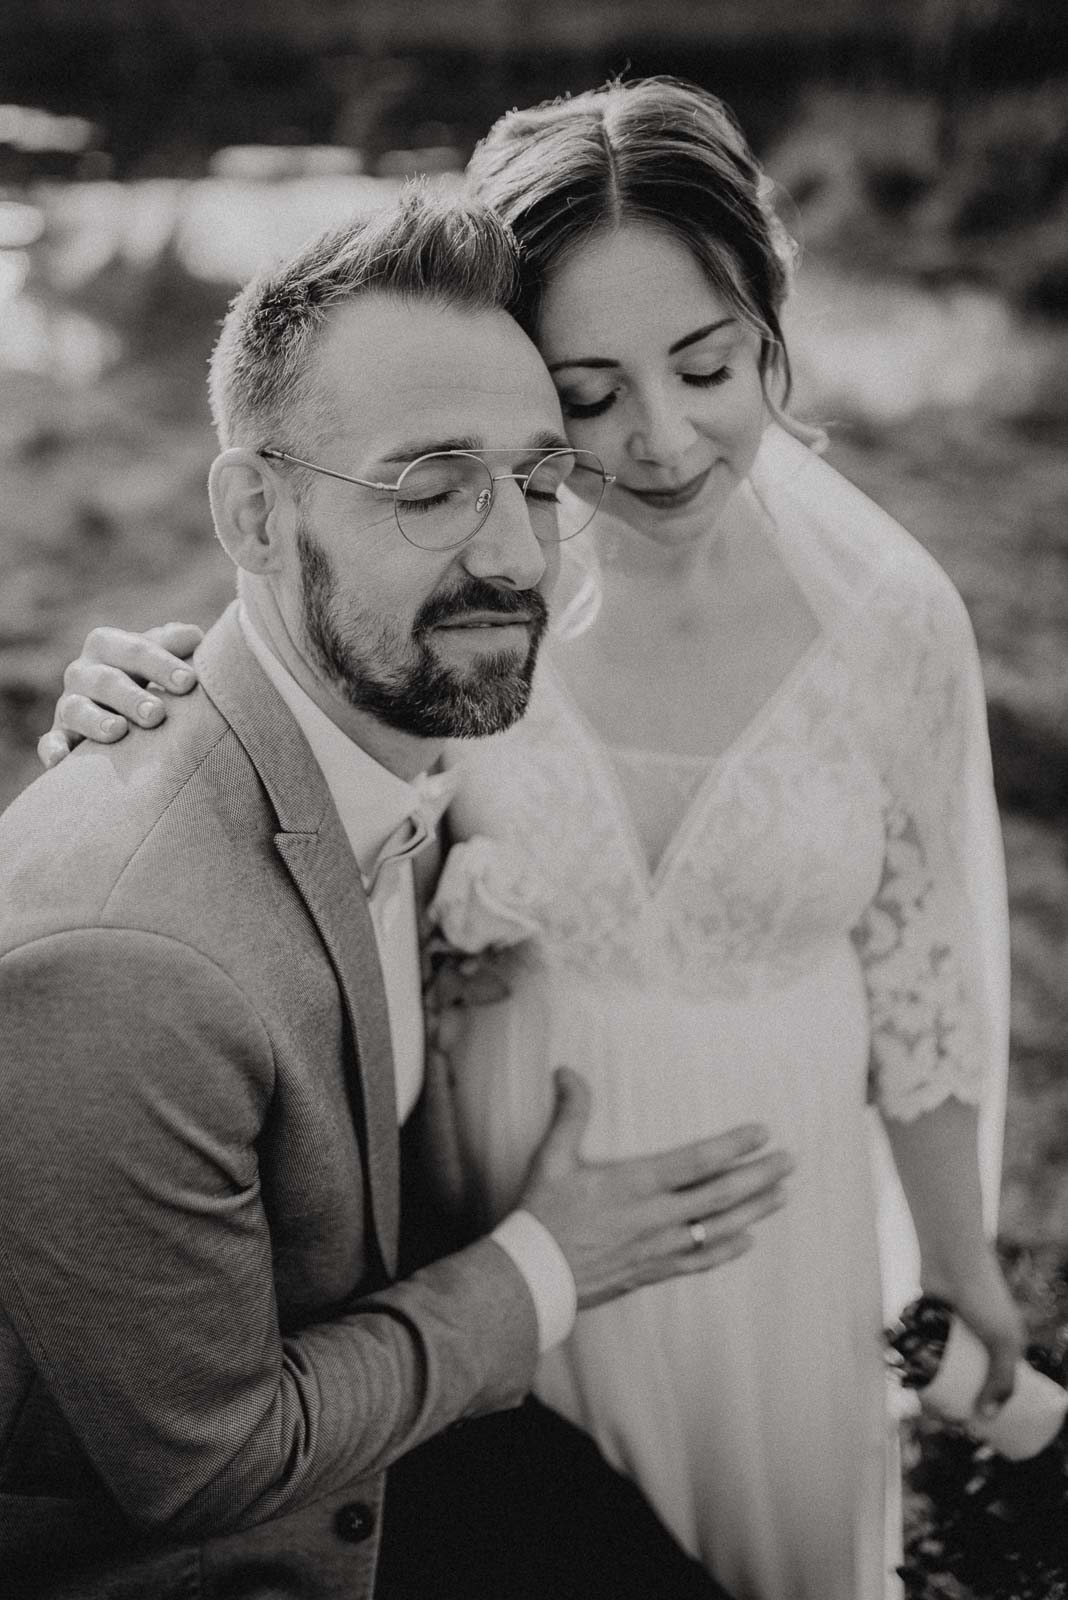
[[537, 223, 768, 547]]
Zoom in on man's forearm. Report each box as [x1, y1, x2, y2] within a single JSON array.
[[164, 1237, 539, 1537]]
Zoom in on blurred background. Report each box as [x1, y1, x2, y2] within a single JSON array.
[[0, 2, 1065, 1591]]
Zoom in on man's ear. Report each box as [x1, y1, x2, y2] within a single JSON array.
[[208, 448, 298, 574]]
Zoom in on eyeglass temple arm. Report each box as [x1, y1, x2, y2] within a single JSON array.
[[258, 449, 393, 492]]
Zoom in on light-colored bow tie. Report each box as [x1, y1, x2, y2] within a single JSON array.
[[364, 767, 459, 894]]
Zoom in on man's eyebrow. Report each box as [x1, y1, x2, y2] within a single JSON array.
[[547, 318, 737, 373], [522, 428, 573, 456], [377, 429, 570, 467], [378, 435, 482, 465]]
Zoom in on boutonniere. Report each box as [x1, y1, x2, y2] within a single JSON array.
[[421, 837, 542, 1059]]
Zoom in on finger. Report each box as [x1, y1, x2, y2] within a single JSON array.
[[671, 1185, 788, 1258], [975, 1344, 1018, 1419], [54, 693, 128, 745], [80, 626, 197, 693], [532, 1067, 592, 1179], [143, 622, 203, 666], [62, 661, 168, 728], [679, 1230, 754, 1275], [37, 728, 77, 768], [667, 1150, 794, 1223], [645, 1123, 772, 1194]]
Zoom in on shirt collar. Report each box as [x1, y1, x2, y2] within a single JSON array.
[[237, 604, 437, 881]]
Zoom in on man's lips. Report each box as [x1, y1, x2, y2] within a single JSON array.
[[432, 611, 533, 629], [621, 466, 713, 510]]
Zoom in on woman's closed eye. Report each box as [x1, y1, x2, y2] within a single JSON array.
[[560, 365, 733, 419], [681, 365, 733, 389], [561, 390, 618, 421]]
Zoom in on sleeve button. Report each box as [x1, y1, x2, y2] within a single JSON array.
[[335, 1501, 376, 1544]]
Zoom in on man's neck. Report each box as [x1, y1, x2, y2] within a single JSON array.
[[240, 586, 443, 782]]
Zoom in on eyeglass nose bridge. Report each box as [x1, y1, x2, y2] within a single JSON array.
[[471, 468, 542, 528], [467, 461, 615, 548]]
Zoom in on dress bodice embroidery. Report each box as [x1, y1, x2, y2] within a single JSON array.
[[444, 640, 887, 1000]]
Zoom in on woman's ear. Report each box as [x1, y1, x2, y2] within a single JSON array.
[[208, 448, 298, 574]]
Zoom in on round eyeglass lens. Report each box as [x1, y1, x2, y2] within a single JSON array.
[[393, 453, 495, 550], [523, 450, 607, 543]]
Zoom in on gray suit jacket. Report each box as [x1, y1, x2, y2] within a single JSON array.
[[0, 604, 539, 1599]]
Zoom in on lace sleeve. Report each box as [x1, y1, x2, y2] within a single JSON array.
[[853, 798, 984, 1120], [852, 562, 1009, 1220]]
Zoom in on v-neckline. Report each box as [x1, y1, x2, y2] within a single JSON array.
[[544, 631, 829, 897]]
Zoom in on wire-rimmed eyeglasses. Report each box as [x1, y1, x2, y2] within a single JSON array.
[[259, 446, 614, 551]]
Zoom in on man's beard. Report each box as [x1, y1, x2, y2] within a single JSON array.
[[297, 528, 549, 739]]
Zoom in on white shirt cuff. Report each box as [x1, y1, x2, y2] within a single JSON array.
[[490, 1209, 578, 1354]]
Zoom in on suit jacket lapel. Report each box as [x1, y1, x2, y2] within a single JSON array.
[[196, 604, 400, 1277]]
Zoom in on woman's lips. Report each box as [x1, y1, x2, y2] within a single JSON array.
[[621, 466, 712, 511]]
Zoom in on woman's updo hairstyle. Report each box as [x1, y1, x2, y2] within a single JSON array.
[[467, 76, 799, 408]]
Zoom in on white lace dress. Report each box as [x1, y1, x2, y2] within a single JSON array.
[[430, 427, 1009, 1600]]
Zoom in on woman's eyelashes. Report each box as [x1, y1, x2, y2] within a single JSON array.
[[562, 391, 617, 420], [559, 366, 733, 419], [684, 365, 733, 389]]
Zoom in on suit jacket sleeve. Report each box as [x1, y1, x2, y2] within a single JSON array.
[[0, 926, 539, 1537]]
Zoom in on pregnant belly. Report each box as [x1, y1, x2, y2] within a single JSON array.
[[449, 940, 872, 1220]]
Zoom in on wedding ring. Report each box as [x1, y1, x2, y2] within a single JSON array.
[[688, 1218, 707, 1252]]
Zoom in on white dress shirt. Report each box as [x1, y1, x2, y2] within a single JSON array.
[[238, 607, 576, 1352]]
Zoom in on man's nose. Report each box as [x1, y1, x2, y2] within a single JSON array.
[[629, 386, 698, 465], [460, 477, 548, 591]]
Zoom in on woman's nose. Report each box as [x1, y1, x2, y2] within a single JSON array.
[[629, 387, 698, 465]]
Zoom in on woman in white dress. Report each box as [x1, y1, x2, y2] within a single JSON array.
[[44, 79, 1022, 1600], [426, 80, 1022, 1600]]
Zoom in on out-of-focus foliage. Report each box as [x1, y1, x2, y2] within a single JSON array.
[[768, 82, 1068, 321], [2, 0, 1066, 177]]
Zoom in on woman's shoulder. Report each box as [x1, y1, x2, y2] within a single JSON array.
[[862, 512, 976, 666]]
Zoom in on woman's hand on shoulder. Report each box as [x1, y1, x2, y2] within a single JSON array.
[[38, 622, 203, 769]]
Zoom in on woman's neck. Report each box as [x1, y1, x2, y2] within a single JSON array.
[[589, 485, 764, 623], [590, 511, 732, 589]]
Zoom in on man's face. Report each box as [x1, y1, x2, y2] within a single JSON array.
[[278, 294, 569, 739]]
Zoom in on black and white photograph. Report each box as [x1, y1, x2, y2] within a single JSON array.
[[0, 4, 1066, 1598]]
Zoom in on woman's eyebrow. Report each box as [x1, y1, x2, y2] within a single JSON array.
[[669, 318, 736, 355], [548, 318, 737, 373], [547, 355, 616, 374]]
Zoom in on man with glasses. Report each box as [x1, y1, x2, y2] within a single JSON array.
[[0, 191, 785, 1600]]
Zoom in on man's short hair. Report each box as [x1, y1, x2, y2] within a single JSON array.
[[208, 183, 521, 457]]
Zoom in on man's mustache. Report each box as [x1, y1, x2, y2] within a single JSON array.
[[416, 581, 549, 634]]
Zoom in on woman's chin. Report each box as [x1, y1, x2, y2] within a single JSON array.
[[603, 482, 737, 551]]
